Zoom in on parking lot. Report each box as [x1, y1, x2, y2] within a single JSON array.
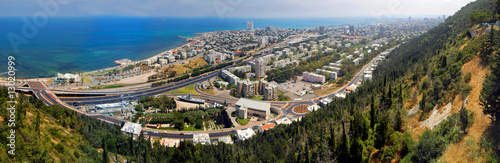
[[271, 76, 317, 100]]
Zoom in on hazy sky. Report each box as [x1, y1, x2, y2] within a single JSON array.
[[0, 0, 476, 18]]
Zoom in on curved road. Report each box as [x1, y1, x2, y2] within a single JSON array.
[[18, 47, 391, 139]]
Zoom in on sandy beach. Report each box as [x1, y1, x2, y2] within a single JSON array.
[[7, 32, 210, 83]]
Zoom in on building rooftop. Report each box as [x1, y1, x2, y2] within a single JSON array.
[[120, 122, 142, 135], [235, 98, 271, 112], [275, 117, 293, 125], [260, 123, 276, 132], [236, 128, 256, 140]]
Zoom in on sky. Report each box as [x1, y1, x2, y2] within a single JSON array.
[[0, 0, 476, 18]]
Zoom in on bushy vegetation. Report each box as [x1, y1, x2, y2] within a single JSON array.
[[138, 95, 176, 112], [403, 109, 474, 162], [191, 61, 234, 77]]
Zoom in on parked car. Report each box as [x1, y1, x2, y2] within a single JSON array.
[[179, 133, 184, 135]]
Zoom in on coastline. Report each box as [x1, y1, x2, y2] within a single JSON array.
[[74, 31, 210, 77], [2, 31, 211, 82]]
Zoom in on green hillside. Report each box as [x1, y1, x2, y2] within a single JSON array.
[[0, 88, 132, 162]]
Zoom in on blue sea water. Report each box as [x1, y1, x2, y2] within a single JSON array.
[[0, 17, 365, 78]]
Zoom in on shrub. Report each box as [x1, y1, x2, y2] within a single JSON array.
[[464, 72, 472, 83]]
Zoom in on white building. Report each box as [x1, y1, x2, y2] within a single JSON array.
[[120, 122, 142, 136], [236, 128, 256, 141], [255, 58, 266, 78], [308, 104, 320, 112], [316, 69, 337, 80], [364, 74, 373, 81], [320, 97, 332, 106], [303, 72, 325, 83], [54, 73, 81, 84], [274, 117, 293, 125], [221, 70, 240, 85], [353, 58, 361, 65], [193, 133, 211, 145], [246, 21, 254, 31]]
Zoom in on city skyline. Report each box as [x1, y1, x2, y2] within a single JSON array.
[[1, 0, 475, 18]]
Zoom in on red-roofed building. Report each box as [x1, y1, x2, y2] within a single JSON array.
[[345, 86, 356, 94], [258, 123, 276, 133]]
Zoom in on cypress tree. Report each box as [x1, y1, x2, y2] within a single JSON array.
[[329, 126, 336, 153], [480, 56, 500, 125], [130, 133, 135, 157], [459, 106, 469, 131], [339, 122, 350, 162], [399, 82, 404, 106], [35, 111, 41, 134], [370, 96, 377, 129], [103, 136, 110, 163], [388, 83, 393, 108], [420, 91, 428, 112]]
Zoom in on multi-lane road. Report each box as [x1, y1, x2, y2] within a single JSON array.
[[16, 46, 393, 139]]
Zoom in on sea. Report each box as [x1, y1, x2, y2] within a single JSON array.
[[0, 17, 366, 78]]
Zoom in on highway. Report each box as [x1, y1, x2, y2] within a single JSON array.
[[57, 71, 220, 104], [17, 46, 393, 140]]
